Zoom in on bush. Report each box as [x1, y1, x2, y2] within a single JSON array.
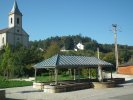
[[41, 73, 49, 76], [0, 76, 6, 81]]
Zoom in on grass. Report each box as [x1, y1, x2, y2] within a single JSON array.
[[36, 74, 74, 82], [0, 76, 32, 89], [0, 73, 97, 88], [36, 74, 94, 82]]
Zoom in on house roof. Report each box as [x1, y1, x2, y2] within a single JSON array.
[[9, 0, 22, 16], [0, 27, 14, 34], [0, 28, 10, 34], [33, 54, 113, 69]]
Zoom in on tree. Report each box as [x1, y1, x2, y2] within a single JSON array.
[[119, 50, 131, 64], [44, 42, 60, 59], [1, 44, 13, 79], [64, 37, 74, 50], [103, 52, 115, 66]]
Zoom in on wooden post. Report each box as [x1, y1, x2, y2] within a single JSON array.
[[54, 68, 58, 85], [89, 68, 91, 80], [96, 67, 98, 80], [35, 68, 37, 82], [78, 68, 80, 82], [98, 66, 103, 82], [69, 69, 72, 78], [49, 70, 52, 82], [111, 66, 113, 80], [52, 69, 54, 81], [74, 69, 76, 80], [88, 68, 90, 80]]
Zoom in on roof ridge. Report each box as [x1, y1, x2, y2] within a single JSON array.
[[59, 54, 91, 57], [55, 54, 60, 66]]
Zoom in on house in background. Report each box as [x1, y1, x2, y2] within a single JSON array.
[[74, 42, 84, 51], [0, 1, 29, 49], [60, 42, 84, 52]]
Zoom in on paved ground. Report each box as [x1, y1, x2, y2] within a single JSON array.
[[5, 82, 133, 100]]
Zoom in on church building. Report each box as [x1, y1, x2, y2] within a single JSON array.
[[0, 1, 29, 49]]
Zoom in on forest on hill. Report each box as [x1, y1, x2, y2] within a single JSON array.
[[30, 35, 133, 53], [0, 35, 133, 79], [30, 35, 133, 62]]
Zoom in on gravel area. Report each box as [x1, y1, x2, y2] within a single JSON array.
[[5, 83, 133, 100]]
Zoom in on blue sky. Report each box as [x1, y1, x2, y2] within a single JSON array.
[[0, 0, 133, 46]]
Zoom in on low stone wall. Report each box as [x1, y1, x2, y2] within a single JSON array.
[[33, 82, 49, 90], [93, 82, 115, 89], [112, 78, 125, 84], [118, 66, 133, 75], [103, 78, 125, 84], [0, 89, 5, 100], [33, 82, 44, 90], [43, 82, 91, 93], [44, 85, 57, 93]]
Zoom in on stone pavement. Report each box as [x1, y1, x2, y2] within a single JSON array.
[[5, 82, 133, 100]]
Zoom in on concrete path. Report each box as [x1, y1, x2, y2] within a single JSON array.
[[5, 83, 133, 100]]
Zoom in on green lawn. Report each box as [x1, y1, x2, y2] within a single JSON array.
[[0, 76, 32, 89], [0, 74, 95, 88], [36, 74, 74, 82], [36, 74, 92, 82]]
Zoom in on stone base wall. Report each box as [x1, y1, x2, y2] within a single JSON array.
[[118, 66, 133, 75], [33, 82, 44, 90], [0, 90, 5, 100], [93, 82, 115, 89], [43, 82, 91, 93]]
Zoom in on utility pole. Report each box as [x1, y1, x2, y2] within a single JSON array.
[[97, 47, 102, 82], [112, 24, 119, 72], [97, 48, 100, 59]]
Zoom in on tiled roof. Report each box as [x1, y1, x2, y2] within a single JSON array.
[[0, 28, 9, 34], [33, 54, 113, 69]]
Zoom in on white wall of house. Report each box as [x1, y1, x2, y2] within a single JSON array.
[[76, 43, 84, 50], [0, 33, 6, 48]]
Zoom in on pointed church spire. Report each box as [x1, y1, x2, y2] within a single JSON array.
[[9, 0, 22, 15]]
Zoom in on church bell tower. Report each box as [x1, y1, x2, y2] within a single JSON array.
[[8, 0, 22, 33]]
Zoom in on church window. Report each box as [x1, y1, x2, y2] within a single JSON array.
[[17, 37, 20, 41], [11, 18, 12, 24], [17, 29, 19, 32], [2, 37, 4, 44], [17, 18, 19, 25]]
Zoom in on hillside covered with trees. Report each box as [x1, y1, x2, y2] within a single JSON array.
[[30, 34, 133, 63], [0, 35, 133, 78]]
